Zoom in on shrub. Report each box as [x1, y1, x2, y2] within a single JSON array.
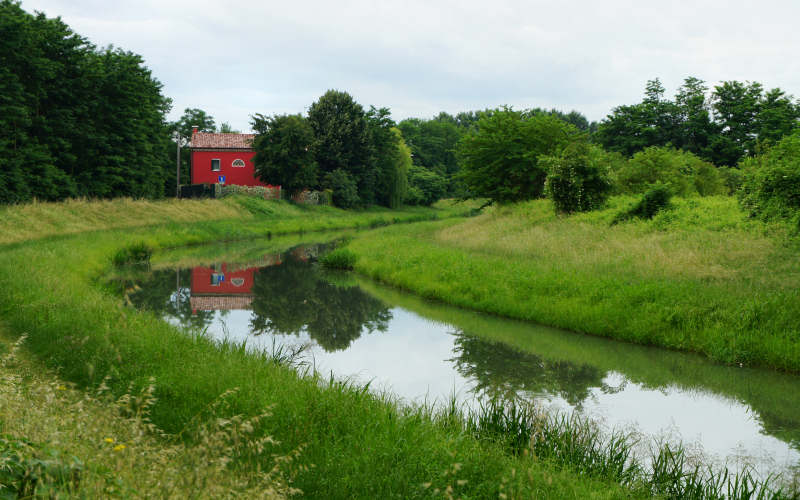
[[739, 132, 800, 222], [320, 248, 357, 270], [717, 166, 744, 195], [405, 165, 447, 206], [323, 169, 360, 209], [112, 242, 152, 267], [612, 185, 673, 224], [615, 147, 724, 197], [542, 142, 613, 214]]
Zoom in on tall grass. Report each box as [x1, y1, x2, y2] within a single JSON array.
[[348, 196, 800, 371], [1, 196, 795, 498], [0, 198, 638, 498], [429, 398, 795, 499], [0, 334, 301, 499]]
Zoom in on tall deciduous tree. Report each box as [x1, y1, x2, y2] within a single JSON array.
[[251, 113, 317, 195], [457, 108, 578, 204], [308, 90, 371, 202], [0, 1, 172, 202], [710, 80, 763, 166]]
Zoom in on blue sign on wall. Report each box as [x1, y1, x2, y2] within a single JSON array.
[[218, 175, 226, 184]]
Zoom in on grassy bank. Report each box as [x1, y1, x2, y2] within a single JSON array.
[[0, 333, 298, 498], [347, 196, 800, 372], [0, 197, 645, 498]]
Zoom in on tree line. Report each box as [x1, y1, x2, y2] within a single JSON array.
[[0, 0, 173, 203], [251, 91, 410, 208], [2, 0, 798, 217]]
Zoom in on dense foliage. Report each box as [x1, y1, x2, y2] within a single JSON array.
[[405, 165, 448, 206], [457, 109, 578, 204], [614, 147, 725, 197], [739, 132, 800, 223], [596, 77, 800, 166], [613, 185, 674, 224], [542, 142, 613, 213], [250, 114, 318, 195], [0, 0, 173, 203], [252, 91, 411, 208]]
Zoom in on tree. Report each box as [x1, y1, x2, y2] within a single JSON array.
[[218, 122, 240, 134], [0, 1, 173, 201], [365, 106, 398, 206], [251, 113, 317, 194], [595, 78, 681, 157], [323, 169, 359, 208], [405, 165, 447, 206], [755, 88, 799, 145], [173, 108, 216, 139], [307, 90, 371, 202], [385, 128, 410, 208], [457, 108, 578, 204], [739, 132, 800, 222], [710, 80, 763, 166], [674, 77, 717, 158], [168, 108, 215, 192], [615, 146, 724, 197]]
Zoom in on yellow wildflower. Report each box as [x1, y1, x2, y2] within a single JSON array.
[[113, 444, 126, 452], [104, 437, 114, 443]]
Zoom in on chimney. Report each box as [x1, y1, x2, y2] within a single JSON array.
[[191, 125, 198, 135]]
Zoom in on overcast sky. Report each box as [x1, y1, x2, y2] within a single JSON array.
[[20, 0, 800, 132]]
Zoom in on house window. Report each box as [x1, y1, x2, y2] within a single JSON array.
[[211, 159, 221, 171], [232, 159, 245, 168]]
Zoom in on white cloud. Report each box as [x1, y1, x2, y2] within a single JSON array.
[[21, 0, 800, 132]]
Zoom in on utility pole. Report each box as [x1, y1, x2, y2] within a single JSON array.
[[176, 131, 181, 198]]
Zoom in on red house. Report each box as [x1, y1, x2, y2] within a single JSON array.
[[189, 128, 268, 187]]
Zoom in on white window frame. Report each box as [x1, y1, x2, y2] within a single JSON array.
[[211, 158, 221, 171], [232, 159, 245, 168]]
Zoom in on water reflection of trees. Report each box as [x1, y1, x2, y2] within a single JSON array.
[[249, 254, 392, 352], [450, 332, 603, 406], [126, 269, 216, 331]]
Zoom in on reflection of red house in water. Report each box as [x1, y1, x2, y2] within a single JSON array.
[[190, 253, 282, 312], [189, 247, 319, 313]]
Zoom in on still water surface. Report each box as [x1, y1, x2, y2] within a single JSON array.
[[126, 240, 800, 480]]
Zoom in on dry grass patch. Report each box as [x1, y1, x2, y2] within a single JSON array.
[[0, 197, 248, 245], [0, 334, 301, 499], [435, 197, 793, 285]]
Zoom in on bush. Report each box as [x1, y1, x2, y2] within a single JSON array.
[[405, 166, 447, 206], [718, 167, 744, 195], [615, 147, 725, 197], [112, 242, 152, 267], [542, 142, 613, 214], [320, 248, 357, 270], [612, 185, 673, 224], [739, 132, 800, 222], [323, 169, 360, 209]]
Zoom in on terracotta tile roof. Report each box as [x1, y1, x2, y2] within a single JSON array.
[[190, 132, 255, 149], [190, 295, 254, 311]]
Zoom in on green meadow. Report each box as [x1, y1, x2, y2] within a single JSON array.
[[0, 197, 643, 499], [0, 195, 797, 498], [347, 195, 800, 372]]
